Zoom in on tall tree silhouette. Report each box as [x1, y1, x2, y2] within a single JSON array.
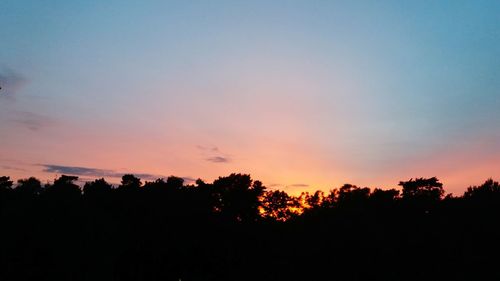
[[336, 184, 371, 208], [0, 176, 14, 212], [212, 173, 265, 222], [400, 177, 444, 201], [0, 176, 13, 190], [464, 178, 500, 200], [83, 178, 113, 205], [0, 176, 13, 199], [119, 174, 142, 191], [261, 190, 298, 221], [15, 177, 42, 198], [43, 175, 81, 200]]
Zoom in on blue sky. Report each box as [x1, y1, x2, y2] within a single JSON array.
[[0, 1, 499, 193]]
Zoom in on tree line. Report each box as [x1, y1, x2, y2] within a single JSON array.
[[1, 173, 499, 281]]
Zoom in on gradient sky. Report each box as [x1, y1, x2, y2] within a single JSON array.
[[1, 0, 499, 194]]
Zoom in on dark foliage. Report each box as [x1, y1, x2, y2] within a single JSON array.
[[0, 174, 499, 281]]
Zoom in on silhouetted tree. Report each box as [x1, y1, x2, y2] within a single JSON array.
[[369, 188, 399, 208], [44, 175, 81, 200], [261, 190, 298, 221], [83, 178, 112, 198], [0, 176, 13, 198], [0, 176, 13, 190], [337, 184, 370, 207], [0, 176, 14, 209], [144, 177, 166, 187], [119, 174, 142, 190], [302, 190, 328, 210], [1, 173, 500, 281], [166, 176, 184, 190], [15, 177, 42, 197], [464, 178, 500, 200], [370, 188, 399, 202], [400, 177, 444, 201], [212, 173, 265, 222]]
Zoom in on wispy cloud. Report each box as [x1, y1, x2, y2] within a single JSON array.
[[181, 176, 197, 184], [40, 164, 165, 181], [10, 111, 54, 131], [0, 165, 26, 172], [267, 183, 310, 189], [39, 164, 196, 184], [0, 69, 27, 99], [206, 156, 230, 163], [289, 183, 309, 187], [42, 165, 116, 177], [0, 68, 54, 131], [196, 145, 219, 152], [198, 145, 231, 164]]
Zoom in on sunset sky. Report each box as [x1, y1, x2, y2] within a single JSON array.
[[1, 0, 499, 194]]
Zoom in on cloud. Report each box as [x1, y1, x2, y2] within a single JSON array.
[[0, 69, 27, 98], [0, 165, 26, 172], [42, 165, 116, 177], [40, 164, 197, 185], [288, 184, 309, 187], [10, 111, 54, 131], [267, 183, 310, 190], [198, 145, 231, 164], [197, 145, 219, 152], [206, 156, 230, 163], [40, 164, 166, 181], [0, 69, 53, 131], [181, 177, 197, 184]]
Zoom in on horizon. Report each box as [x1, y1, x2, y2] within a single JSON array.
[[0, 169, 497, 198], [1, 1, 499, 195]]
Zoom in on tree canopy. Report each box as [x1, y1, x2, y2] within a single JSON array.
[[0, 173, 499, 281]]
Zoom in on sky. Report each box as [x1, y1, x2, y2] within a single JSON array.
[[0, 0, 499, 194]]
